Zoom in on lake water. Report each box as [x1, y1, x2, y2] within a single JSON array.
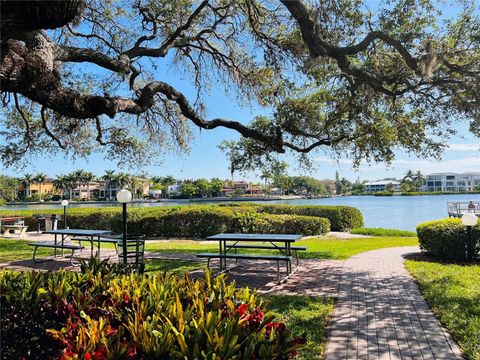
[[2, 194, 479, 231]]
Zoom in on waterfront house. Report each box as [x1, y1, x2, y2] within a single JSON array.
[[424, 172, 480, 192], [17, 178, 61, 198], [221, 180, 263, 196], [365, 180, 401, 193]]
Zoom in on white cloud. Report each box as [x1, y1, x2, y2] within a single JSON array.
[[447, 143, 479, 151]]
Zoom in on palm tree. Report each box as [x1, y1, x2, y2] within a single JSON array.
[[73, 169, 86, 199], [260, 168, 272, 192], [64, 173, 76, 200], [114, 173, 129, 195], [34, 173, 47, 201], [102, 170, 116, 200], [22, 173, 33, 198], [413, 171, 426, 191], [82, 171, 94, 200], [403, 170, 415, 182], [53, 175, 67, 199]]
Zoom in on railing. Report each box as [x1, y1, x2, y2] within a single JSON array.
[[447, 201, 480, 217]]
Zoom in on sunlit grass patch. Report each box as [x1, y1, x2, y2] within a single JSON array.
[[406, 257, 480, 360]]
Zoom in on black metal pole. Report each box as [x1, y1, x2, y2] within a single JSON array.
[[467, 225, 473, 261], [122, 202, 128, 264], [63, 206, 67, 229]]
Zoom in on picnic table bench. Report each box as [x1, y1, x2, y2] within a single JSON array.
[[2, 224, 28, 238], [72, 235, 119, 256], [29, 242, 84, 265], [197, 233, 305, 283]]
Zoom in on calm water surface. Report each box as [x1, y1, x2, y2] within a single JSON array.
[[2, 194, 479, 231]]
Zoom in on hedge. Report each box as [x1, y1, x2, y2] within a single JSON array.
[[0, 264, 305, 359], [256, 205, 363, 231], [256, 214, 330, 236], [416, 218, 480, 261], [0, 203, 362, 237]]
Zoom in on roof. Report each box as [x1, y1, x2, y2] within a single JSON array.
[[427, 172, 480, 176], [365, 180, 400, 186]]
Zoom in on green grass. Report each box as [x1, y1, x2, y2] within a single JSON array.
[[144, 236, 419, 260], [350, 227, 416, 237], [0, 239, 52, 262], [406, 258, 480, 360], [1, 236, 419, 264], [262, 295, 334, 359], [143, 258, 200, 274]]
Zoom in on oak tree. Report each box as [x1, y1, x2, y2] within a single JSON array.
[[1, 0, 478, 169]]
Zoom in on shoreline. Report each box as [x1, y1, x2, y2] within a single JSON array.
[[5, 195, 307, 206]]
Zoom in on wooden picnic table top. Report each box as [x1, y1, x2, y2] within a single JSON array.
[[205, 233, 302, 242], [0, 217, 25, 222]]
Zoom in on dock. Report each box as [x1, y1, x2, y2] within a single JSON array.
[[447, 201, 480, 217]]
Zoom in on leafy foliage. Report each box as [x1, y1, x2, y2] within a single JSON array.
[[1, 1, 479, 169], [0, 204, 350, 237], [0, 266, 306, 359], [417, 218, 480, 261], [256, 205, 364, 231]]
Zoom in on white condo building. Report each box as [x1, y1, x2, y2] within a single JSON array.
[[424, 172, 480, 192], [365, 180, 401, 193]]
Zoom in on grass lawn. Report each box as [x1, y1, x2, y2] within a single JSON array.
[[144, 236, 419, 260], [144, 258, 200, 274], [263, 295, 334, 359], [350, 227, 416, 237], [406, 258, 480, 360], [0, 238, 53, 262], [1, 236, 419, 263]]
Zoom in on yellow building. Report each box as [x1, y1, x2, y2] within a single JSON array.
[[18, 179, 61, 198]]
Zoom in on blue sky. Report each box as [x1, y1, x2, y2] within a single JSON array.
[[1, 1, 479, 182]]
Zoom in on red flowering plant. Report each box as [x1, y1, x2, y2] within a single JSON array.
[[1, 263, 306, 359]]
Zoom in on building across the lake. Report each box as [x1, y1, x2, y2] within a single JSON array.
[[364, 180, 401, 193], [424, 172, 480, 192]]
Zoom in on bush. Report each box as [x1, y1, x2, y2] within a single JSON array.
[[0, 203, 355, 237], [256, 205, 363, 231], [255, 214, 330, 236], [0, 267, 305, 359], [416, 218, 480, 261], [350, 227, 416, 237]]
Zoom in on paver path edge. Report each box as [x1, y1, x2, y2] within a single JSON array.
[[325, 246, 463, 360]]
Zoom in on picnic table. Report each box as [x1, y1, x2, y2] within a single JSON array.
[[29, 229, 113, 264], [0, 217, 27, 238], [197, 233, 305, 283]]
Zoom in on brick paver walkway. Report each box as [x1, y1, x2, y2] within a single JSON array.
[[325, 246, 463, 360], [146, 252, 344, 296]]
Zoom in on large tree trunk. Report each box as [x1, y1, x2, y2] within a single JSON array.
[[1, 1, 85, 42]]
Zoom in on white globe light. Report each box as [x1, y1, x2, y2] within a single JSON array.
[[461, 213, 478, 227], [117, 189, 132, 203], [61, 200, 69, 207]]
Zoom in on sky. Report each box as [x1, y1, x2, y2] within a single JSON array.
[[1, 1, 479, 182]]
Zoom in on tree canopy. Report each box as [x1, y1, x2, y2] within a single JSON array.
[[1, 0, 479, 169]]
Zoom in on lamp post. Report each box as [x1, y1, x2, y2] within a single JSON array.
[[461, 213, 478, 261], [117, 189, 132, 265], [61, 199, 69, 229]]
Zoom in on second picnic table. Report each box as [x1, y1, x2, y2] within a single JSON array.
[[42, 229, 113, 259], [198, 233, 305, 283]]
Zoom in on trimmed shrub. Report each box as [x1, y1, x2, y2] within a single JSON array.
[[416, 218, 480, 261], [0, 203, 356, 237], [256, 205, 363, 231], [0, 267, 305, 359], [255, 214, 330, 236]]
